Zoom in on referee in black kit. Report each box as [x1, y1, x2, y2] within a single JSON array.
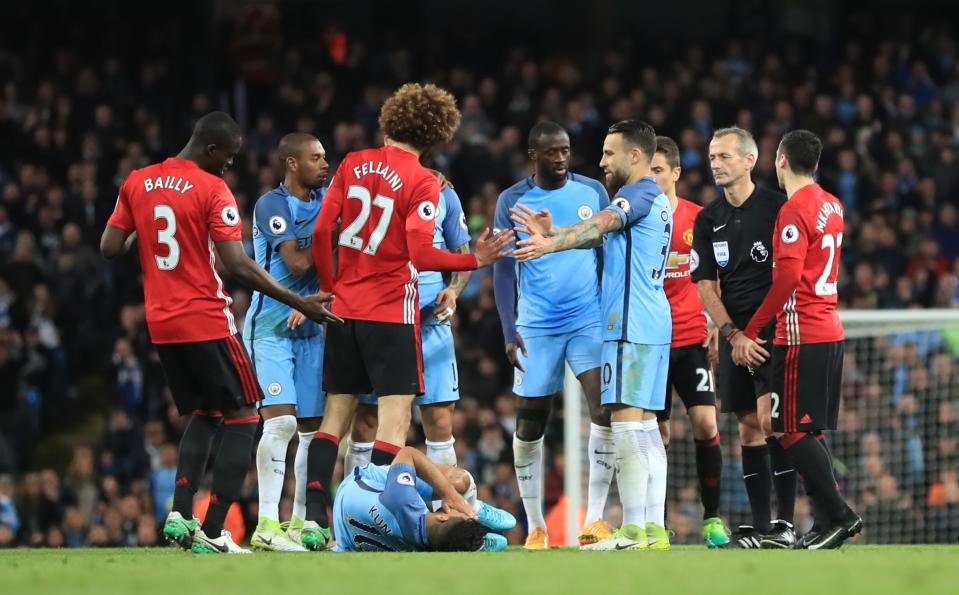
[[690, 127, 797, 549]]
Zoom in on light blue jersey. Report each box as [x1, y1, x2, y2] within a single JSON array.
[[602, 176, 673, 344], [420, 188, 472, 325], [494, 173, 608, 338], [243, 184, 324, 340], [333, 463, 434, 552]]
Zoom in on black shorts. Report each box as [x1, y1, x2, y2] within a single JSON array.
[[771, 341, 843, 433], [156, 334, 262, 416], [324, 318, 423, 396], [717, 323, 774, 413], [657, 344, 716, 421]]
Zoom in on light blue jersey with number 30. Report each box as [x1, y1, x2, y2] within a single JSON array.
[[602, 176, 673, 344]]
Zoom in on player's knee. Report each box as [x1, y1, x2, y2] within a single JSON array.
[[759, 414, 773, 437], [515, 407, 549, 442], [689, 407, 719, 440], [263, 414, 297, 441]]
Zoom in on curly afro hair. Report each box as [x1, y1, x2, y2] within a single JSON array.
[[379, 83, 461, 152]]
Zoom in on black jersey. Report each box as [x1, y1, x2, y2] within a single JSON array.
[[691, 185, 787, 328]]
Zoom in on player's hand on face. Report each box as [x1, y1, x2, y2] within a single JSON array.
[[300, 291, 344, 324], [513, 233, 553, 262], [730, 333, 769, 367], [704, 327, 719, 364], [475, 227, 515, 267], [440, 491, 478, 520], [433, 288, 457, 322], [509, 203, 553, 237], [505, 333, 528, 372]]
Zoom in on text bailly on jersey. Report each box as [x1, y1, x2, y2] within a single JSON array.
[[107, 157, 242, 343]]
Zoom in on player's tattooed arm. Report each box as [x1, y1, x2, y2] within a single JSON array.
[[511, 206, 622, 262], [433, 244, 473, 322]]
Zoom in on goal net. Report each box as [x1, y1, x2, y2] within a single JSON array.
[[562, 309, 959, 545]]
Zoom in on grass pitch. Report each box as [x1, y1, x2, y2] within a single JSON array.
[[2, 546, 957, 595]]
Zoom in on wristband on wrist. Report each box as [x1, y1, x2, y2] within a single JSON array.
[[720, 322, 740, 341]]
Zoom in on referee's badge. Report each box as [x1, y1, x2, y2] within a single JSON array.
[[713, 241, 730, 267]]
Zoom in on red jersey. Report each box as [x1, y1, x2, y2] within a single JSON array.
[[664, 198, 708, 348], [107, 158, 242, 344], [744, 184, 845, 345], [313, 146, 476, 325]]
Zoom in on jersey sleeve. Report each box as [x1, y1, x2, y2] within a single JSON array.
[[439, 188, 471, 250], [254, 193, 297, 249], [690, 207, 717, 282], [771, 202, 810, 264], [493, 189, 518, 250], [313, 166, 346, 293], [106, 178, 135, 232], [405, 174, 442, 238], [604, 187, 655, 229], [378, 463, 429, 549], [406, 174, 477, 272], [207, 181, 243, 241]]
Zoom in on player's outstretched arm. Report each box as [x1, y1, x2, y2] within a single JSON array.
[[99, 225, 136, 259], [511, 205, 621, 262], [392, 447, 476, 519], [215, 239, 342, 324]]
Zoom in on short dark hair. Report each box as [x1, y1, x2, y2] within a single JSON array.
[[379, 83, 461, 152], [779, 129, 822, 176], [428, 518, 488, 552], [191, 111, 241, 147], [655, 136, 680, 169], [277, 132, 319, 163], [607, 120, 656, 162], [528, 120, 568, 149]]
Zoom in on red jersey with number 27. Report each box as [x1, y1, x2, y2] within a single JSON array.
[[770, 184, 845, 345], [664, 198, 708, 347], [314, 146, 476, 325], [107, 158, 242, 344]]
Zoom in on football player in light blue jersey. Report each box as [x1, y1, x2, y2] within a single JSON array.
[[346, 180, 473, 473], [241, 133, 329, 552], [334, 446, 515, 552], [492, 122, 614, 550], [512, 120, 673, 551]]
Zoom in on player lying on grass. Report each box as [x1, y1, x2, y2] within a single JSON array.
[[333, 446, 516, 552]]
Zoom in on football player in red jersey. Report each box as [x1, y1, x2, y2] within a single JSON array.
[[100, 112, 339, 554], [649, 136, 728, 547], [301, 84, 512, 549], [733, 130, 861, 549]]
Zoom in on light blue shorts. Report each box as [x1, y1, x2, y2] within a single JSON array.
[[245, 334, 325, 419], [600, 341, 669, 410], [359, 323, 459, 407], [513, 324, 601, 397]]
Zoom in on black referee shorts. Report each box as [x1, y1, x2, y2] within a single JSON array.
[[156, 333, 263, 416], [716, 322, 774, 413]]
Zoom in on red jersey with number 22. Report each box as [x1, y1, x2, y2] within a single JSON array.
[[664, 198, 708, 347], [315, 146, 444, 325], [107, 158, 242, 344], [771, 183, 845, 345]]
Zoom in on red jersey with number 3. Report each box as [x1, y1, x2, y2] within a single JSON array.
[[107, 158, 242, 344], [317, 146, 440, 324], [664, 198, 708, 347], [772, 183, 845, 345]]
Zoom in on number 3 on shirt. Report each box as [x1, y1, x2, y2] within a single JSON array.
[[154, 205, 180, 271], [815, 232, 843, 296], [339, 185, 395, 255]]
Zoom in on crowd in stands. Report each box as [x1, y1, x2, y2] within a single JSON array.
[[1, 5, 958, 546]]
